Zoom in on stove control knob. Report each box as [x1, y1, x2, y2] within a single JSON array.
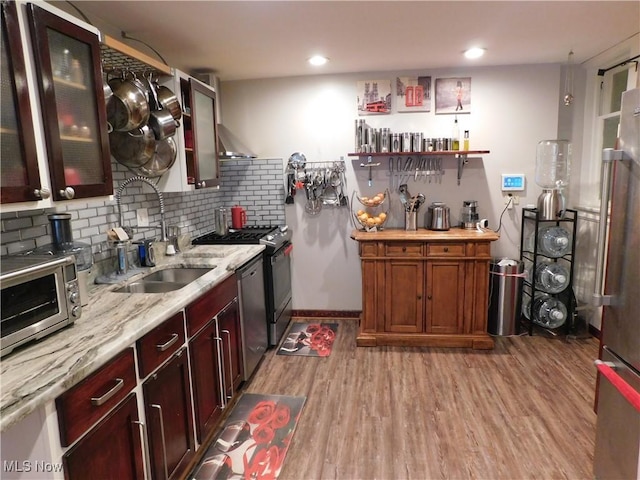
[[279, 225, 289, 233], [266, 235, 274, 241]]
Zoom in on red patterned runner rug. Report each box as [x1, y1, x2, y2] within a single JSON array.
[[276, 322, 339, 357], [191, 393, 306, 480]]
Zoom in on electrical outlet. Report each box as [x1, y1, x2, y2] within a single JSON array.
[[136, 208, 149, 227], [512, 195, 520, 205], [504, 195, 514, 210]]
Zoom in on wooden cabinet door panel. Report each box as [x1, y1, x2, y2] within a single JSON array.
[[189, 320, 224, 443], [0, 1, 42, 203], [384, 260, 424, 333], [143, 349, 195, 480], [63, 393, 144, 480], [27, 3, 112, 200], [427, 261, 465, 334], [219, 299, 243, 398]]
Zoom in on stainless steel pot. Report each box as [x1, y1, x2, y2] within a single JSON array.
[[109, 125, 156, 167], [427, 202, 451, 230], [155, 82, 182, 121], [107, 73, 150, 131], [145, 76, 176, 140], [131, 137, 177, 178]]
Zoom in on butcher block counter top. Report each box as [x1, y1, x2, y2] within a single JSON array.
[[351, 227, 500, 242], [0, 244, 264, 432], [351, 227, 499, 349]]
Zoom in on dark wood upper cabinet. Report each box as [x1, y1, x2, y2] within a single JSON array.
[[0, 1, 43, 204], [181, 77, 220, 189], [27, 3, 112, 201]]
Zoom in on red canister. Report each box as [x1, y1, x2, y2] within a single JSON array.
[[231, 205, 247, 229]]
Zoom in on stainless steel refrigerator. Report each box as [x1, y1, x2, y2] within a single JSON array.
[[593, 87, 640, 479]]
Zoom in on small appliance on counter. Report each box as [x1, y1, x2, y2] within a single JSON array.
[[460, 200, 479, 229], [426, 202, 450, 230], [23, 214, 92, 307], [1, 254, 81, 357]]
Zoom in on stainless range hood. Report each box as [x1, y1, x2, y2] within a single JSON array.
[[217, 124, 257, 159]]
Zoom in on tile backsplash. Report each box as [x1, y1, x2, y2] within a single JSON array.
[[1, 158, 285, 268]]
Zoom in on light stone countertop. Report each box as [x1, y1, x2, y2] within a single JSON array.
[[0, 244, 265, 432]]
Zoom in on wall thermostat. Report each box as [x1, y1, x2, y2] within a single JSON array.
[[501, 174, 526, 192]]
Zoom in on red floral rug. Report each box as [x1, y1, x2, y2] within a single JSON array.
[[276, 322, 339, 357], [191, 393, 306, 480]]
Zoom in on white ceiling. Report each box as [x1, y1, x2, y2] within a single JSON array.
[[57, 1, 639, 81]]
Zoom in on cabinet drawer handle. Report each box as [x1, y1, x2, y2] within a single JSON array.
[[156, 333, 179, 352], [443, 247, 449, 252], [151, 404, 169, 480], [91, 378, 124, 406], [222, 329, 234, 399]]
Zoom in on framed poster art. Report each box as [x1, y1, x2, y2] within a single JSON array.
[[396, 76, 431, 112], [357, 79, 391, 115], [435, 77, 471, 114]]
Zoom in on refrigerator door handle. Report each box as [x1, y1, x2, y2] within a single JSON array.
[[595, 359, 640, 413], [592, 148, 623, 307]]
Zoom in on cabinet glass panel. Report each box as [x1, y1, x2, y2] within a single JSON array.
[[0, 17, 26, 186], [27, 3, 112, 200], [193, 89, 217, 181], [47, 28, 103, 186], [0, 1, 41, 203]]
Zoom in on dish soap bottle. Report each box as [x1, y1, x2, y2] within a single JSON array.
[[452, 117, 460, 151]]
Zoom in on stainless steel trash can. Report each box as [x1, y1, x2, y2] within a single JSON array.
[[488, 258, 525, 336]]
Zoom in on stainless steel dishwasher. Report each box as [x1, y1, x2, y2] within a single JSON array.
[[237, 255, 268, 381]]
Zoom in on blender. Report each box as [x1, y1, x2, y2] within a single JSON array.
[[536, 140, 571, 220], [460, 200, 479, 229]]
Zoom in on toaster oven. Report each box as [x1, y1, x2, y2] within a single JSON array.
[[1, 254, 82, 357]]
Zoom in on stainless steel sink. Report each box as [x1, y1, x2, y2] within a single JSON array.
[[113, 267, 215, 293]]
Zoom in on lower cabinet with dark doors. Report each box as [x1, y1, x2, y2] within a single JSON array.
[[55, 274, 246, 480], [352, 229, 499, 349], [187, 274, 243, 444], [143, 348, 195, 480], [58, 349, 144, 480]]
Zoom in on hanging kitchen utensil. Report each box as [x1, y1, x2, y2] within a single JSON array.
[[107, 71, 150, 131], [398, 183, 410, 208], [131, 136, 177, 178], [144, 75, 176, 141], [109, 124, 156, 168]]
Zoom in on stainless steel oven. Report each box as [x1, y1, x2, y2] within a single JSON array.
[[1, 254, 82, 357], [193, 225, 293, 347]]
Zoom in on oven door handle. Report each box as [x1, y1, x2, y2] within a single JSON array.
[[284, 244, 293, 256]]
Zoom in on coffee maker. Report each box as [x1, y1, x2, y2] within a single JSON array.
[[460, 200, 479, 229]]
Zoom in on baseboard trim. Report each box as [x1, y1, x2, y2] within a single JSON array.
[[588, 324, 601, 339], [292, 310, 361, 320]]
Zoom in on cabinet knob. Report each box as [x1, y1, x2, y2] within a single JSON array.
[[402, 247, 407, 252], [427, 295, 432, 300], [417, 295, 422, 300], [444, 247, 449, 252], [59, 186, 75, 199], [33, 188, 51, 199]]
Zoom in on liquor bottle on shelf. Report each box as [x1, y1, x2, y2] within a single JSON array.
[[523, 292, 568, 329], [452, 117, 460, 151], [534, 261, 570, 294]]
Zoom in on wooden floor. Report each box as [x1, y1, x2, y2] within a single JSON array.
[[245, 319, 599, 480]]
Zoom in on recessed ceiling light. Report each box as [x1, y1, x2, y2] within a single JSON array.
[[464, 47, 486, 59], [308, 55, 328, 66]]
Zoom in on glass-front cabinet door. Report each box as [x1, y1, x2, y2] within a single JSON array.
[[0, 1, 44, 204], [189, 78, 220, 188], [27, 3, 112, 201]]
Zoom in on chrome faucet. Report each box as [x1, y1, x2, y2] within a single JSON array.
[[115, 176, 167, 241]]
